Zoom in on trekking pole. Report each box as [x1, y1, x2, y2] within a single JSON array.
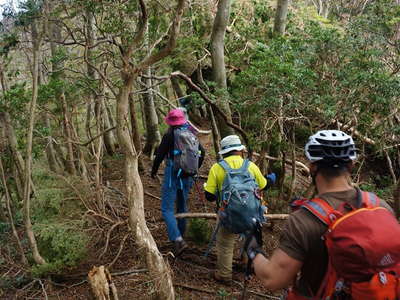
[[240, 221, 263, 300], [204, 221, 221, 257], [240, 257, 253, 300]]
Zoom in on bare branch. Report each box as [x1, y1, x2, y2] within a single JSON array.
[[170, 71, 250, 149], [137, 0, 186, 71], [126, 0, 148, 57], [252, 152, 310, 175], [72, 126, 116, 147]]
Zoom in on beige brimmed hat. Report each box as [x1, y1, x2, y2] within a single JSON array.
[[219, 135, 246, 155]]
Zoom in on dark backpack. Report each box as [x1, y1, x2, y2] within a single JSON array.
[[217, 159, 266, 234], [295, 190, 400, 300], [172, 126, 200, 177]]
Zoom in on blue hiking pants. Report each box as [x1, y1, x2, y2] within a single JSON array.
[[161, 160, 193, 241]]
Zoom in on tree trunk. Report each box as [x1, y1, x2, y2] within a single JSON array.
[[53, 139, 67, 169], [61, 93, 77, 175], [102, 100, 117, 155], [44, 112, 62, 173], [113, 0, 186, 296], [171, 76, 185, 99], [0, 112, 26, 199], [129, 94, 143, 152], [0, 158, 28, 265], [94, 102, 105, 212], [0, 194, 6, 222], [210, 0, 234, 138], [24, 20, 46, 265], [85, 9, 116, 156], [207, 105, 222, 161], [14, 166, 25, 202], [288, 128, 297, 201], [394, 0, 400, 41], [320, 0, 330, 18], [129, 93, 144, 172], [0, 65, 8, 93], [274, 0, 290, 36], [49, 14, 77, 175], [117, 74, 174, 300], [85, 102, 93, 142], [142, 67, 161, 157]]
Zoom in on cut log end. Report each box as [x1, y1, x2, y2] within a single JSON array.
[[88, 265, 119, 300]]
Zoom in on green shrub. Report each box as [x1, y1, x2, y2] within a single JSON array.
[[187, 218, 212, 246], [32, 221, 88, 277], [26, 164, 90, 277]]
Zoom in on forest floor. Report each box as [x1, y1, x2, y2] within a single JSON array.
[[4, 134, 291, 300]]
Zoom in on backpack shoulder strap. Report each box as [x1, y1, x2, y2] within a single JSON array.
[[359, 190, 380, 208], [302, 198, 336, 226], [218, 159, 232, 173], [238, 159, 250, 172]]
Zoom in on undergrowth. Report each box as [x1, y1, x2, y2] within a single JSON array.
[[29, 165, 89, 276], [187, 218, 212, 245]]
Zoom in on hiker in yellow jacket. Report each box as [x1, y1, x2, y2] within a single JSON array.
[[204, 135, 275, 283]]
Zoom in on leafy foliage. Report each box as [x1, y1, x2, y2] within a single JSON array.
[[28, 166, 88, 276], [187, 218, 212, 245], [231, 11, 400, 155], [32, 221, 88, 277]]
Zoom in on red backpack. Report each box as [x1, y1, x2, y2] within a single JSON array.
[[290, 190, 400, 300]]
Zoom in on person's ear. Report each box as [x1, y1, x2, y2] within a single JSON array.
[[309, 163, 317, 176], [346, 162, 354, 172]]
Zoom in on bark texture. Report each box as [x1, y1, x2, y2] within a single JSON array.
[[274, 0, 290, 35], [24, 20, 46, 265], [142, 67, 161, 157], [113, 0, 187, 298], [210, 0, 234, 138]]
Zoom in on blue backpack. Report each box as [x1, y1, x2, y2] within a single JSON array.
[[217, 159, 266, 234]]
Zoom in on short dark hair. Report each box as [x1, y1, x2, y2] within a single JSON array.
[[222, 150, 242, 158], [315, 160, 352, 179]]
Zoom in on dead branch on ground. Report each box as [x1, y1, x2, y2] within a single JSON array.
[[107, 233, 129, 269], [145, 191, 161, 200], [100, 220, 127, 258]]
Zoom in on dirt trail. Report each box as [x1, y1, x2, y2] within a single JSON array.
[[43, 133, 287, 299]]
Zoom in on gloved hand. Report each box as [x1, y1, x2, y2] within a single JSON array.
[[243, 222, 265, 262], [266, 173, 276, 185]]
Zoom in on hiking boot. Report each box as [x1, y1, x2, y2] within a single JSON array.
[[214, 271, 232, 285], [173, 240, 188, 257]]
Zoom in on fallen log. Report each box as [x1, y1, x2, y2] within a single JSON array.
[[175, 212, 288, 220]]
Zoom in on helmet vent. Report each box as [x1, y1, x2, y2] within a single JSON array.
[[305, 130, 357, 162]]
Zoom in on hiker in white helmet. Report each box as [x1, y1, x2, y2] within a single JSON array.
[[243, 130, 398, 300]]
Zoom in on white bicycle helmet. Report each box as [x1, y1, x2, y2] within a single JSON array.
[[305, 130, 357, 163]]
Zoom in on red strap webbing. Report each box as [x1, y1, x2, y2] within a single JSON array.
[[301, 190, 381, 226]]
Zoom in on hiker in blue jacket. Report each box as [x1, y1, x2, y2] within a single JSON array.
[[151, 109, 205, 256]]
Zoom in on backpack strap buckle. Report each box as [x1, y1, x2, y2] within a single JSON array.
[[379, 272, 388, 285]]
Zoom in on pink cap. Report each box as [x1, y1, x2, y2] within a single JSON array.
[[165, 109, 187, 126]]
